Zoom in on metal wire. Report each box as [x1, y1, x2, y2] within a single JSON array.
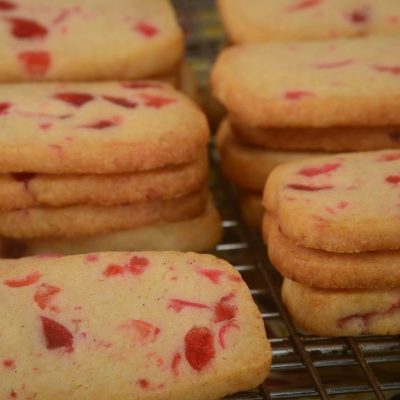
[[172, 1, 400, 399]]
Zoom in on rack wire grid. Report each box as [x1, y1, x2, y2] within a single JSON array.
[[173, 1, 400, 399]]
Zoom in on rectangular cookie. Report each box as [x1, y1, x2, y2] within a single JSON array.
[[0, 152, 207, 210], [264, 150, 400, 252], [0, 81, 209, 173], [0, 0, 183, 81], [212, 36, 400, 127], [217, 119, 322, 192], [0, 251, 270, 399], [0, 189, 207, 239], [218, 0, 400, 43], [265, 214, 400, 289], [282, 278, 400, 336], [11, 201, 222, 257], [232, 120, 400, 152]]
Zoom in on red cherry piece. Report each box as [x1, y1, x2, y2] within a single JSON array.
[[284, 90, 314, 100], [103, 95, 137, 109], [82, 120, 116, 129], [349, 8, 369, 24], [168, 299, 210, 313], [7, 18, 47, 39], [0, 1, 16, 11], [40, 316, 73, 350], [0, 102, 11, 115], [18, 51, 51, 77], [214, 301, 237, 323], [218, 323, 239, 349], [286, 183, 333, 191], [386, 175, 400, 184], [314, 59, 354, 69], [54, 92, 94, 107], [171, 353, 181, 377], [103, 264, 124, 277], [184, 327, 215, 372], [137, 379, 149, 389], [121, 319, 160, 343], [4, 271, 41, 288], [140, 93, 176, 108], [34, 283, 61, 310], [287, 0, 322, 12], [298, 163, 341, 177], [126, 256, 149, 275], [372, 65, 400, 75], [198, 269, 224, 284], [3, 359, 15, 368], [135, 21, 159, 37]]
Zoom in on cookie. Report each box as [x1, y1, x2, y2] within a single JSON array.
[[0, 0, 183, 82], [265, 215, 400, 289], [217, 0, 400, 44], [212, 36, 400, 128], [217, 119, 321, 192], [0, 251, 271, 399], [239, 191, 263, 230], [264, 149, 400, 252], [282, 278, 400, 336], [0, 81, 209, 173], [232, 119, 400, 152], [15, 201, 222, 256], [0, 153, 207, 210], [0, 189, 207, 239]]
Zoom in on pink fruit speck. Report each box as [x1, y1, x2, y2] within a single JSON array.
[[121, 320, 160, 343], [122, 81, 162, 89], [337, 201, 349, 209], [41, 316, 73, 350], [82, 120, 116, 129], [348, 7, 369, 24], [184, 327, 215, 372], [286, 183, 333, 191], [287, 0, 322, 12], [0, 1, 16, 11], [372, 65, 400, 75], [168, 299, 210, 313], [103, 264, 124, 277], [386, 175, 400, 184], [198, 269, 224, 284], [134, 21, 159, 37], [0, 102, 11, 115], [171, 353, 181, 377], [140, 93, 176, 108], [137, 379, 149, 389], [298, 163, 341, 177], [85, 254, 99, 262], [218, 323, 239, 349], [126, 256, 149, 275], [54, 92, 94, 107], [18, 51, 51, 77], [34, 283, 61, 310], [214, 301, 237, 323], [284, 90, 314, 100], [3, 359, 15, 369], [103, 95, 137, 109], [7, 17, 47, 39], [314, 59, 354, 69], [378, 152, 400, 162], [4, 271, 41, 288]]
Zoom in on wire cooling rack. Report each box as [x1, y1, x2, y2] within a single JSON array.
[[172, 1, 400, 399]]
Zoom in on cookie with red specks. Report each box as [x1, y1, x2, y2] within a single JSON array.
[[0, 189, 207, 239], [282, 278, 400, 336], [212, 36, 400, 128], [0, 251, 271, 399], [0, 153, 208, 210], [0, 0, 183, 81], [217, 119, 322, 192], [16, 200, 222, 256], [265, 215, 400, 289], [264, 149, 400, 252], [217, 0, 400, 44], [0, 81, 208, 173], [232, 119, 400, 152]]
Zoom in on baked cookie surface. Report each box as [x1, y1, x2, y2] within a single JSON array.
[[212, 36, 400, 127], [0, 0, 183, 81], [264, 150, 400, 252], [0, 251, 270, 399], [0, 81, 209, 173]]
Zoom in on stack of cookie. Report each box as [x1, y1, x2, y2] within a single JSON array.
[[263, 150, 400, 336], [0, 81, 220, 256], [212, 35, 400, 228], [217, 0, 400, 43]]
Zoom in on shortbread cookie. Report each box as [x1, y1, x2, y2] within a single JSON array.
[[0, 190, 207, 239], [16, 201, 222, 256], [264, 150, 400, 252], [239, 191, 263, 230], [0, 81, 208, 173], [0, 251, 271, 399], [282, 278, 400, 336], [0, 153, 207, 210], [0, 0, 183, 82], [218, 0, 400, 44], [265, 215, 400, 289], [217, 119, 320, 191], [232, 120, 400, 152], [212, 36, 400, 128]]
